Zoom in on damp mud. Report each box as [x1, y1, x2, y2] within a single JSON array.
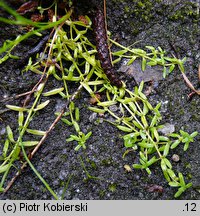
[[0, 0, 200, 200]]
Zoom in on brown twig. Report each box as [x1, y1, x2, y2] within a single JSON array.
[[170, 47, 200, 98], [0, 90, 35, 103]]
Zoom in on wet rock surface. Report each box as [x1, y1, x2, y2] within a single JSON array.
[[119, 59, 164, 84], [0, 0, 200, 200]]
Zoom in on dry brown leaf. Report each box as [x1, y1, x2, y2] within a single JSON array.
[[16, 1, 38, 15], [181, 72, 196, 91]]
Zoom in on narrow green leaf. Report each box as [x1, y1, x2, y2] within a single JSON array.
[[43, 87, 64, 96], [128, 102, 137, 112], [183, 142, 189, 151], [132, 164, 143, 169], [119, 88, 125, 98], [18, 111, 24, 127], [63, 52, 73, 61], [75, 107, 80, 121], [97, 101, 117, 107], [145, 101, 153, 111], [112, 57, 122, 64], [138, 81, 144, 92], [186, 182, 192, 189], [138, 91, 147, 100], [20, 141, 39, 147], [6, 125, 15, 143], [69, 101, 75, 112], [81, 53, 96, 66], [0, 164, 10, 173], [6, 105, 26, 112], [113, 49, 128, 56], [26, 129, 46, 136], [117, 125, 133, 132], [138, 142, 154, 148], [190, 131, 198, 138], [73, 121, 80, 133], [142, 58, 146, 71], [169, 64, 175, 73], [146, 156, 158, 166], [146, 167, 151, 175], [158, 145, 165, 152], [127, 56, 137, 65], [69, 135, 80, 141], [159, 136, 169, 141], [141, 115, 148, 128], [147, 60, 158, 66], [150, 115, 158, 127], [143, 103, 148, 115], [178, 173, 185, 186], [74, 145, 82, 151], [163, 158, 172, 169], [169, 182, 180, 187], [85, 131, 92, 139], [182, 137, 189, 143], [34, 100, 50, 111], [88, 106, 106, 114], [124, 139, 134, 148], [163, 170, 171, 182], [139, 130, 146, 139], [169, 133, 180, 138], [133, 48, 146, 55], [120, 97, 135, 103], [151, 127, 159, 142], [163, 57, 175, 62], [35, 83, 45, 94], [66, 137, 75, 142], [163, 143, 170, 157], [179, 130, 188, 136], [11, 146, 20, 160], [163, 66, 167, 78], [133, 120, 143, 129], [85, 61, 90, 74], [47, 65, 55, 75], [81, 82, 94, 94], [145, 46, 156, 51], [174, 187, 185, 198], [3, 139, 9, 158], [61, 118, 73, 126], [170, 140, 180, 149], [139, 151, 147, 161], [161, 159, 167, 171], [167, 169, 177, 180], [178, 61, 185, 73], [154, 102, 161, 111], [87, 80, 105, 85]]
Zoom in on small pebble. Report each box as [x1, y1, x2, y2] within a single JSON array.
[[0, 127, 6, 135], [89, 112, 97, 122], [172, 154, 180, 162], [158, 123, 175, 135], [109, 105, 118, 112]]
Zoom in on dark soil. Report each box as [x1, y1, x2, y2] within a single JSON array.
[[0, 0, 200, 200]]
